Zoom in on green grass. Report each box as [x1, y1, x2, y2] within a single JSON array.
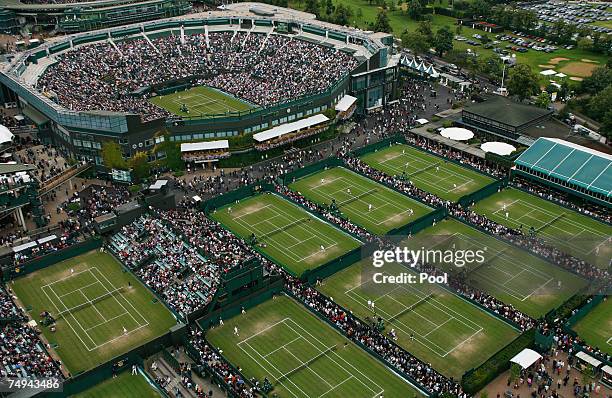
[[360, 144, 495, 202], [318, 259, 520, 378], [289, 166, 434, 234], [573, 298, 612, 356], [210, 193, 362, 276], [206, 295, 426, 398], [11, 251, 177, 375], [149, 85, 256, 117], [74, 370, 161, 398], [472, 188, 612, 269], [408, 219, 588, 318]]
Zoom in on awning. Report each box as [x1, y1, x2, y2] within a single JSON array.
[[37, 234, 57, 245], [481, 141, 516, 156], [511, 349, 542, 369], [602, 365, 612, 376], [415, 118, 429, 125], [22, 105, 50, 126], [192, 195, 202, 202], [180, 140, 229, 152], [253, 114, 329, 143], [440, 127, 474, 141], [575, 351, 602, 368], [12, 241, 37, 253], [335, 95, 357, 112], [0, 125, 14, 145], [149, 179, 168, 190]]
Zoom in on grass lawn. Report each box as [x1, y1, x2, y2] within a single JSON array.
[[10, 251, 177, 375], [360, 144, 495, 202], [318, 259, 520, 379], [472, 188, 612, 269], [408, 219, 588, 318], [74, 370, 161, 398], [149, 85, 256, 118], [210, 193, 362, 276], [206, 295, 426, 398], [289, 167, 434, 235], [573, 298, 612, 356]]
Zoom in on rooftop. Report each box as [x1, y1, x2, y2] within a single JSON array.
[[463, 96, 553, 128]]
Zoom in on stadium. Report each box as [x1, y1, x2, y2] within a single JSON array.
[[0, 1, 610, 398]]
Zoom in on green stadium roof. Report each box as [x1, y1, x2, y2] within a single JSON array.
[[515, 137, 612, 198]]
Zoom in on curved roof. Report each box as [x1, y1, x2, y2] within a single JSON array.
[[0, 125, 14, 145], [515, 137, 612, 198]]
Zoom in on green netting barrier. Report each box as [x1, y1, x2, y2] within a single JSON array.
[[200, 183, 274, 213], [387, 207, 448, 237], [350, 134, 406, 157], [564, 294, 604, 330], [458, 178, 509, 208], [301, 246, 363, 284], [282, 157, 344, 185]]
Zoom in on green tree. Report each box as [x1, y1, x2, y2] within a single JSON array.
[[333, 3, 352, 25], [401, 31, 430, 54], [101, 141, 127, 170], [534, 91, 551, 108], [416, 20, 434, 43], [305, 0, 320, 16], [507, 64, 539, 101], [129, 151, 151, 180], [152, 135, 184, 172], [373, 10, 393, 33], [434, 26, 454, 56], [408, 0, 423, 20], [509, 363, 521, 385], [580, 66, 612, 94], [325, 0, 335, 16]]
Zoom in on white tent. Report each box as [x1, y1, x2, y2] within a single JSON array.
[[481, 141, 516, 156], [510, 349, 542, 369], [555, 72, 567, 78], [440, 127, 474, 141], [415, 118, 429, 126], [540, 69, 557, 76], [0, 125, 14, 145]]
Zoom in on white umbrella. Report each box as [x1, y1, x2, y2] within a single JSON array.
[[481, 141, 516, 156], [440, 127, 474, 141]]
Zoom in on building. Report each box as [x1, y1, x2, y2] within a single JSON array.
[[513, 137, 611, 207], [0, 4, 400, 172], [0, 163, 46, 230]]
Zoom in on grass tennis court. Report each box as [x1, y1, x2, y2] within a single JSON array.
[[360, 144, 494, 202], [289, 167, 434, 235], [149, 85, 256, 117], [75, 370, 161, 398], [408, 220, 589, 318], [318, 259, 520, 378], [206, 295, 425, 398], [211, 193, 362, 276], [11, 251, 177, 374], [573, 298, 612, 356], [472, 188, 611, 269]]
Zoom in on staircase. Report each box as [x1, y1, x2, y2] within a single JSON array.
[[148, 353, 197, 398]]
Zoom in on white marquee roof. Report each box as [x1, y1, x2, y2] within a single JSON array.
[[335, 95, 357, 112], [440, 127, 474, 141], [253, 114, 329, 143], [181, 140, 229, 152], [481, 141, 517, 156], [0, 125, 14, 145], [511, 349, 542, 369]]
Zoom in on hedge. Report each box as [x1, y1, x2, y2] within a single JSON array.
[[461, 329, 535, 394]]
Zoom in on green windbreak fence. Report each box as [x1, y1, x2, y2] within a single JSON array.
[[351, 134, 406, 157], [564, 294, 604, 330], [387, 207, 448, 237], [282, 157, 344, 185], [3, 239, 103, 282], [301, 247, 364, 284], [459, 178, 509, 207], [201, 183, 274, 213]]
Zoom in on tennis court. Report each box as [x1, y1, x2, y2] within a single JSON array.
[[408, 220, 589, 318], [472, 188, 611, 268], [319, 259, 520, 378], [211, 193, 362, 276], [360, 144, 494, 202], [206, 295, 426, 398], [289, 167, 434, 235], [150, 85, 256, 117], [11, 251, 177, 374], [572, 298, 612, 356]]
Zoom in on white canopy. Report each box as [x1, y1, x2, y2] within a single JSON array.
[[511, 349, 542, 369], [575, 351, 602, 368], [440, 127, 474, 141], [602, 365, 612, 376], [253, 114, 329, 143], [481, 141, 516, 156], [37, 235, 57, 245], [415, 118, 429, 126], [192, 195, 202, 202], [181, 140, 229, 152], [12, 241, 37, 253], [555, 72, 567, 78], [0, 125, 14, 145], [149, 179, 168, 190], [335, 95, 357, 112], [540, 69, 557, 76]]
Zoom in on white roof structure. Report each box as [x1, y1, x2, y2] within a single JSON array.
[[555, 72, 567, 78], [335, 95, 357, 112], [0, 125, 14, 145], [149, 179, 168, 190], [440, 127, 474, 141], [253, 114, 329, 143], [481, 141, 517, 156], [415, 118, 429, 125], [192, 195, 202, 202], [37, 235, 57, 245], [511, 349, 542, 369], [575, 351, 602, 368], [180, 140, 229, 152], [540, 69, 557, 76], [602, 365, 612, 375], [12, 241, 37, 253]]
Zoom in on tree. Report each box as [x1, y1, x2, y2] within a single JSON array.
[[333, 3, 352, 26], [509, 363, 521, 386], [580, 66, 612, 94], [101, 141, 127, 170], [325, 0, 335, 17], [305, 0, 320, 16], [373, 10, 392, 33], [416, 21, 434, 43], [407, 0, 423, 20], [129, 151, 151, 180], [507, 64, 539, 101], [534, 91, 551, 108], [401, 31, 430, 54], [433, 26, 453, 56]]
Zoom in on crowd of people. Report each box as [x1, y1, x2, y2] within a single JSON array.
[[14, 145, 71, 183], [38, 31, 357, 122]]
